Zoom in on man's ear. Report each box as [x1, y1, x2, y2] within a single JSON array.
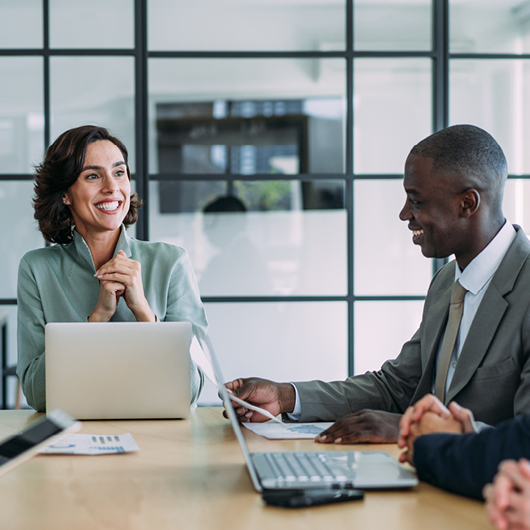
[[460, 189, 480, 218]]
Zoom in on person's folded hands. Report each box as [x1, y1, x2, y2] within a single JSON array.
[[398, 394, 477, 466], [398, 394, 451, 449], [94, 250, 154, 321], [484, 459, 530, 530], [398, 410, 465, 465]]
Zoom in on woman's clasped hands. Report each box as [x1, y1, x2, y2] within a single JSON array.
[[89, 250, 155, 323]]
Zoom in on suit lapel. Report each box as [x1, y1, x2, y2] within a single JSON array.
[[446, 227, 530, 403], [446, 287, 507, 402], [421, 288, 451, 368], [411, 267, 453, 402]]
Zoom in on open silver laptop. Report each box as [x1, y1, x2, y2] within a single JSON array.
[[45, 322, 192, 420], [198, 334, 418, 491]]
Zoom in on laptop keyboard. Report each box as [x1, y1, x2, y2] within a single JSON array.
[[263, 452, 348, 485]]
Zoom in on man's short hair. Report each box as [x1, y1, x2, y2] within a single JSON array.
[[410, 124, 508, 210]]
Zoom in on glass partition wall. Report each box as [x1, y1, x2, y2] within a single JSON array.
[[1, 0, 529, 406]]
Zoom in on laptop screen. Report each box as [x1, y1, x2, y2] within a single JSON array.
[[195, 333, 264, 491]]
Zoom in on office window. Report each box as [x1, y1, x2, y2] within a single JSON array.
[[0, 58, 44, 174], [354, 180, 431, 296], [49, 0, 134, 49], [148, 58, 346, 175], [148, 0, 346, 51], [50, 57, 136, 168], [353, 58, 432, 174], [0, 182, 43, 299], [354, 0, 432, 51], [354, 301, 424, 375], [450, 59, 530, 174], [154, 98, 345, 175], [504, 179, 530, 237], [0, 1, 42, 49], [202, 301, 348, 404], [149, 180, 347, 297], [1, 1, 527, 407], [450, 0, 530, 54]]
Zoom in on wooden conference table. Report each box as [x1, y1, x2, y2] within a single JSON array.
[[0, 407, 489, 530]]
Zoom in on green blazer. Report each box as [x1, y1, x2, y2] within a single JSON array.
[[295, 225, 530, 426], [17, 227, 208, 412]]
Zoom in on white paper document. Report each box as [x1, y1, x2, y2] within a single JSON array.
[[40, 433, 139, 455], [242, 422, 333, 439]]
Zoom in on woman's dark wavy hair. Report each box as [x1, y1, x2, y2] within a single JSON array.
[[34, 125, 142, 244]]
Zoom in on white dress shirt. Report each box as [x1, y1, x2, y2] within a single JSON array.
[[435, 220, 516, 396]]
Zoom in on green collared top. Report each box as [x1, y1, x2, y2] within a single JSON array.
[[17, 226, 207, 412]]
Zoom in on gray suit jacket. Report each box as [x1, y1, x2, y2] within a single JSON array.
[[295, 225, 530, 425]]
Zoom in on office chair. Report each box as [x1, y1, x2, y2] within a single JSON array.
[[1, 312, 21, 410], [2, 365, 21, 410]]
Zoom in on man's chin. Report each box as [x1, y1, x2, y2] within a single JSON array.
[[420, 247, 452, 260], [419, 246, 434, 258]]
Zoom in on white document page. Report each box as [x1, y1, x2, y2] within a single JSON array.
[[40, 433, 139, 455], [242, 422, 333, 439]]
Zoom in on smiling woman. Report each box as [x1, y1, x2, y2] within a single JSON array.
[[65, 141, 131, 246], [16, 125, 207, 412]]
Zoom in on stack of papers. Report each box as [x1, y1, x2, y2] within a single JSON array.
[[40, 433, 139, 455]]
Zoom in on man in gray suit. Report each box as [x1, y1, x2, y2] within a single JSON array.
[[225, 124, 530, 443]]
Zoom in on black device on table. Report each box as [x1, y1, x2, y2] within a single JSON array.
[[0, 409, 80, 476], [262, 487, 365, 507]]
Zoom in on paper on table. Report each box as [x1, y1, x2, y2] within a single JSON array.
[[39, 433, 139, 455], [243, 422, 334, 439], [190, 336, 283, 424]]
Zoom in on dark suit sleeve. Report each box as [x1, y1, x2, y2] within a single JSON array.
[[413, 415, 530, 500]]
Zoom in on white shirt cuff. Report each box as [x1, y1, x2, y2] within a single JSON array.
[[286, 382, 301, 421]]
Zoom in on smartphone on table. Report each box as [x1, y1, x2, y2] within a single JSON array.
[[262, 488, 365, 508]]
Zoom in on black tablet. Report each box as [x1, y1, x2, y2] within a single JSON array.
[[0, 409, 80, 476]]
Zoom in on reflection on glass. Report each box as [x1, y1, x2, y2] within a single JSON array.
[[200, 195, 272, 296], [450, 0, 530, 54], [50, 0, 134, 49], [0, 182, 44, 299], [199, 301, 347, 405], [354, 58, 432, 174], [0, 57, 44, 174], [0, 1, 42, 48], [354, 301, 423, 375], [354, 0, 431, 51], [50, 57, 136, 172], [149, 58, 345, 174], [354, 180, 432, 296], [504, 179, 530, 238], [450, 60, 530, 175], [149, 180, 347, 296], [148, 0, 345, 51]]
